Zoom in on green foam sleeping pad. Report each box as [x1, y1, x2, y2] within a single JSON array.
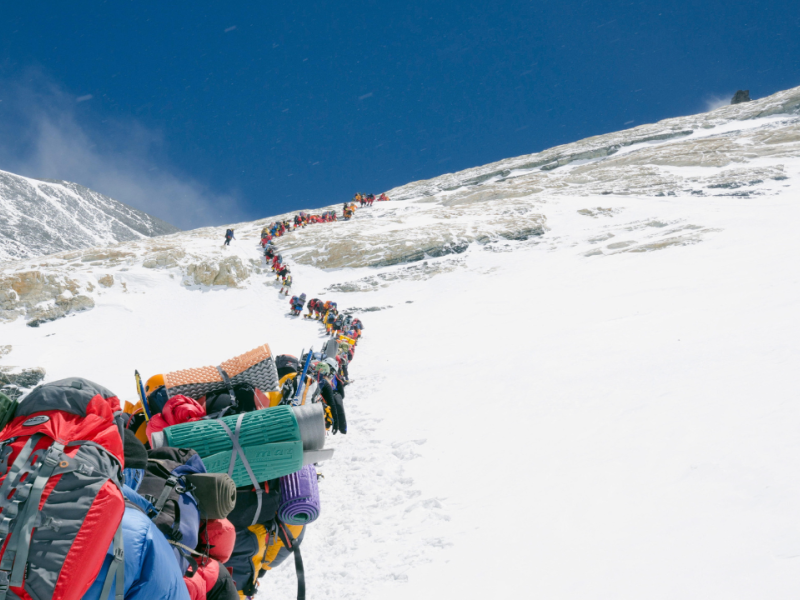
[[159, 406, 301, 456], [201, 440, 304, 487]]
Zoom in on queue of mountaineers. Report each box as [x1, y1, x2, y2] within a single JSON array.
[[0, 193, 382, 600]]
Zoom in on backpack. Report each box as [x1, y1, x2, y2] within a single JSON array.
[[0, 377, 126, 600], [204, 383, 268, 419], [137, 447, 204, 575]]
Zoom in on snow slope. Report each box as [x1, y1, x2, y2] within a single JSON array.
[[2, 86, 800, 599], [0, 168, 179, 262]]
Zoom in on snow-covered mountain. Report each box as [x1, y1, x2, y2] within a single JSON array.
[[2, 85, 800, 599], [0, 168, 180, 262]]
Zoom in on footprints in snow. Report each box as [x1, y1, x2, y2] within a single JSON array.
[[260, 374, 450, 599]]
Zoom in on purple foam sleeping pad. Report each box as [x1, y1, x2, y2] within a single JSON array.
[[278, 464, 321, 525]]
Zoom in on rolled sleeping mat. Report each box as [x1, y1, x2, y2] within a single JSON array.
[[146, 344, 281, 401], [278, 464, 320, 525], [185, 473, 237, 519], [151, 404, 331, 487]]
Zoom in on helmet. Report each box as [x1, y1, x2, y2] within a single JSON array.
[[324, 357, 338, 371], [145, 374, 165, 397]]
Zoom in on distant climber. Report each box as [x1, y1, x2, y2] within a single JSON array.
[[280, 272, 292, 296], [223, 228, 235, 246], [306, 298, 321, 319], [731, 90, 751, 105], [289, 293, 306, 316]]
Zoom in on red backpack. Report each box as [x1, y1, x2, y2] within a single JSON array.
[[0, 378, 126, 600]]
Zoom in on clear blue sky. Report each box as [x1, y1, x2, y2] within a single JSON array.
[[1, 1, 798, 228]]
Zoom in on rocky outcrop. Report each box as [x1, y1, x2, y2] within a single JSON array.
[[0, 271, 94, 326], [143, 248, 186, 269], [185, 255, 250, 287], [0, 366, 46, 400], [731, 90, 751, 104]]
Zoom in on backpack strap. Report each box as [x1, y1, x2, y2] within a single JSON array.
[[216, 367, 237, 404], [217, 414, 263, 527], [98, 524, 125, 600], [277, 520, 305, 600], [153, 476, 180, 512], [0, 441, 66, 596]]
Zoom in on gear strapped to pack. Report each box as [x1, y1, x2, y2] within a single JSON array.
[[217, 414, 264, 527]]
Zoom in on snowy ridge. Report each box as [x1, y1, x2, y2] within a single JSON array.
[[385, 84, 800, 201], [0, 169, 179, 262], [2, 85, 800, 598]]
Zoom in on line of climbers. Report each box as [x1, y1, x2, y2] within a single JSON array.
[[262, 200, 369, 296], [352, 192, 388, 208], [0, 308, 363, 599], [223, 192, 392, 250]]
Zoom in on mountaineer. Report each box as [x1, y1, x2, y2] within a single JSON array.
[[83, 430, 191, 600], [280, 272, 292, 296]]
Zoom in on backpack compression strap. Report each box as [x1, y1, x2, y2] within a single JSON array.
[[277, 521, 305, 600], [6, 442, 66, 590], [217, 414, 263, 527]]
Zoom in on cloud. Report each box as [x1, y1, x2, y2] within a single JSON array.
[[0, 69, 243, 230], [75, 94, 93, 103], [704, 94, 731, 112]]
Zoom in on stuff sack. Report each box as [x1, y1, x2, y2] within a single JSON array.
[[0, 377, 125, 600], [275, 355, 299, 380]]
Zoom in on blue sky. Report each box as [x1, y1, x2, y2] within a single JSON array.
[[1, 0, 798, 229]]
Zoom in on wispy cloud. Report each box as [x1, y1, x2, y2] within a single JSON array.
[[0, 69, 243, 230]]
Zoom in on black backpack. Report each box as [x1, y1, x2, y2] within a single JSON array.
[[138, 447, 203, 574]]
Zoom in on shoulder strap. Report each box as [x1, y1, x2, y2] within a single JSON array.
[[98, 524, 125, 600]]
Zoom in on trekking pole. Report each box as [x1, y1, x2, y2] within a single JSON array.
[[135, 370, 152, 421]]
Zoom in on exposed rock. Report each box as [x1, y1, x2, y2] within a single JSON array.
[[0, 345, 10, 358], [0, 366, 46, 400], [0, 270, 94, 324], [731, 90, 751, 105], [326, 259, 466, 292], [97, 274, 115, 288], [578, 207, 619, 218], [143, 248, 186, 269], [185, 256, 249, 287]]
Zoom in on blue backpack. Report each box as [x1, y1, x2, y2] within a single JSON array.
[[137, 447, 205, 574]]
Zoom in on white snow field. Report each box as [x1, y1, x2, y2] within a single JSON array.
[[2, 86, 800, 598]]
